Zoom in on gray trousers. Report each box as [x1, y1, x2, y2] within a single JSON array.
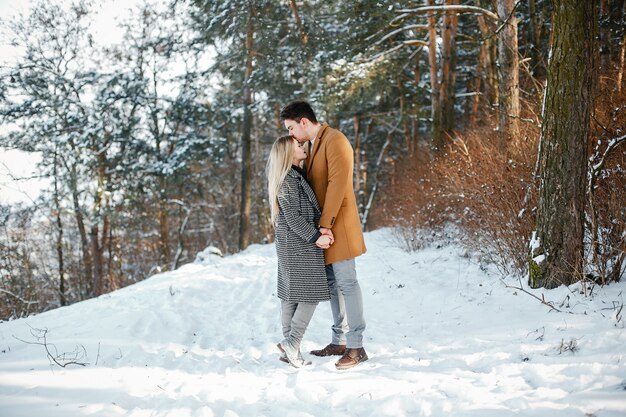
[[327, 258, 366, 348], [281, 300, 317, 350]]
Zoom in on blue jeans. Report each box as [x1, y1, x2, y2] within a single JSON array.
[[326, 258, 366, 348]]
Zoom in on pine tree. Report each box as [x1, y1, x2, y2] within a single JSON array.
[[529, 0, 597, 289]]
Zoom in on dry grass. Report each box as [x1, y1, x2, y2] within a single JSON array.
[[372, 69, 624, 281], [373, 122, 539, 276]]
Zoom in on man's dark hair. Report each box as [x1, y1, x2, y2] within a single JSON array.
[[279, 101, 318, 124]]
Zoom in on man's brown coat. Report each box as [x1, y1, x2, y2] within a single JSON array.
[[306, 123, 366, 265]]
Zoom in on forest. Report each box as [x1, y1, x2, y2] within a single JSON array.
[[0, 0, 624, 320]]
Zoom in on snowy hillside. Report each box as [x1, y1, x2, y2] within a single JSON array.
[[0, 229, 625, 417]]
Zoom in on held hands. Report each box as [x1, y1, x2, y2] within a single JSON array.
[[315, 227, 334, 249]]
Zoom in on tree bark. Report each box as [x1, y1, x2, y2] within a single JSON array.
[[157, 176, 170, 269], [361, 130, 393, 231], [469, 44, 484, 128], [476, 0, 498, 108], [288, 0, 308, 45], [496, 0, 520, 140], [171, 201, 191, 271], [527, 0, 546, 77], [599, 0, 611, 70], [53, 150, 66, 306], [440, 0, 458, 139], [353, 116, 362, 214], [67, 159, 92, 298], [529, 0, 597, 289], [238, 2, 255, 251], [427, 0, 443, 150], [149, 52, 171, 270], [618, 31, 625, 92], [360, 120, 371, 213], [396, 75, 412, 152], [91, 147, 108, 296]]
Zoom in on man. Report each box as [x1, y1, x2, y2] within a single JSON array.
[[280, 101, 368, 370]]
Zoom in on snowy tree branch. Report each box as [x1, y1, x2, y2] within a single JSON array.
[[402, 40, 430, 47], [365, 36, 429, 63], [375, 24, 429, 45], [589, 133, 626, 183], [392, 5, 499, 24], [495, 0, 523, 35], [366, 43, 408, 62], [0, 288, 39, 305]]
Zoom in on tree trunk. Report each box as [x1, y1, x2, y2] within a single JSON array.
[[238, 3, 255, 251], [149, 55, 171, 270], [91, 149, 108, 296], [477, 1, 498, 109], [527, 0, 546, 77], [496, 0, 520, 140], [353, 116, 362, 214], [90, 224, 103, 296], [413, 54, 420, 151], [362, 129, 395, 230], [288, 0, 308, 46], [529, 0, 596, 289], [68, 161, 92, 298], [440, 0, 458, 140], [599, 0, 611, 70], [158, 176, 170, 269], [396, 75, 412, 152], [360, 120, 371, 213], [427, 0, 443, 150], [171, 201, 191, 271], [619, 32, 625, 92], [469, 44, 484, 128], [107, 218, 117, 290], [53, 151, 66, 306]]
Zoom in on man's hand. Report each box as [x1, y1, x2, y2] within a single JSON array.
[[315, 234, 333, 249], [318, 227, 334, 247], [319, 227, 334, 240]]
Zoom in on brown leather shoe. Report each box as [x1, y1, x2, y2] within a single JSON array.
[[335, 348, 368, 370], [310, 343, 346, 357]]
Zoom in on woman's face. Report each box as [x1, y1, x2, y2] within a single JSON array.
[[292, 139, 307, 164]]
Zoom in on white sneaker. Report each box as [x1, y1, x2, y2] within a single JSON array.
[[278, 341, 306, 368]]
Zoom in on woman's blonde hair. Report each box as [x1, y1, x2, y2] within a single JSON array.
[[267, 136, 296, 225]]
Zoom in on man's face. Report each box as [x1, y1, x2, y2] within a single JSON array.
[[284, 118, 309, 143]]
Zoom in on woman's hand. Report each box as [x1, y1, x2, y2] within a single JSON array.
[[315, 234, 333, 249]]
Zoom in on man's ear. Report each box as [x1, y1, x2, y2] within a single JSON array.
[[300, 117, 309, 127]]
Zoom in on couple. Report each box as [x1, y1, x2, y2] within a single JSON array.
[[267, 101, 368, 370]]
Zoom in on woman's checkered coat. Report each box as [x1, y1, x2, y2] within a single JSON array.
[[274, 168, 330, 303]]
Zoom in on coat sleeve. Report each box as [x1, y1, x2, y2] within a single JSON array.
[[278, 178, 321, 244], [319, 133, 353, 229]]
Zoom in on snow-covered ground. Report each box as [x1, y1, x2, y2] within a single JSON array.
[[0, 229, 625, 417]]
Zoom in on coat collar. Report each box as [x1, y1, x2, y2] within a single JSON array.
[[286, 166, 321, 212], [306, 123, 329, 172], [287, 165, 305, 179]]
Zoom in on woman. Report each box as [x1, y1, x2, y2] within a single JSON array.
[[267, 135, 333, 368]]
